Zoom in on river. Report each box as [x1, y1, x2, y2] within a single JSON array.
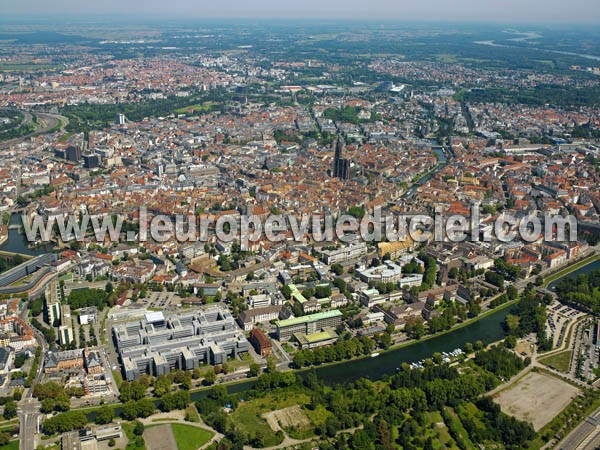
[[185, 305, 513, 402], [0, 213, 53, 256], [190, 256, 600, 399], [547, 259, 600, 290]]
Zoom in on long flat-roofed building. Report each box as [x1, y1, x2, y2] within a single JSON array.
[[275, 309, 343, 340], [320, 242, 367, 265], [113, 306, 249, 380]]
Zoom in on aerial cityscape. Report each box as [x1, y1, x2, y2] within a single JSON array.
[[1, 2, 600, 450]]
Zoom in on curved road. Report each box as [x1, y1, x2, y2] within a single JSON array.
[[0, 110, 68, 150]]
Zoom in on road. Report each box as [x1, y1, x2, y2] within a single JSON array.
[[18, 303, 47, 450], [18, 399, 40, 450], [554, 406, 600, 450], [0, 110, 67, 150]]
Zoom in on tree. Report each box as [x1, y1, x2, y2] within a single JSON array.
[[314, 285, 332, 299], [248, 363, 261, 377], [133, 420, 145, 436], [12, 389, 22, 401], [3, 400, 16, 419], [203, 370, 216, 386], [505, 314, 520, 333], [266, 357, 277, 374], [331, 264, 344, 276], [95, 405, 114, 425], [42, 411, 87, 435], [14, 352, 26, 368], [281, 285, 292, 300], [504, 335, 517, 349], [108, 437, 116, 447]]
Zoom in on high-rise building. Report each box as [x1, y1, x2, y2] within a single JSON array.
[[83, 154, 100, 169], [332, 137, 350, 180], [116, 114, 126, 125], [65, 145, 81, 162], [44, 280, 61, 326]]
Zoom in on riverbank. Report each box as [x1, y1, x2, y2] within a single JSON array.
[[543, 253, 600, 289], [77, 250, 600, 413]]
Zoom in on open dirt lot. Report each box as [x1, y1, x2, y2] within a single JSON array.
[[263, 405, 311, 431], [493, 371, 579, 431], [144, 424, 177, 450]]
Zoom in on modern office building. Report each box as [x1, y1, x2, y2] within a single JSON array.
[[83, 153, 100, 169], [79, 307, 98, 325], [44, 280, 62, 326], [321, 242, 368, 265], [113, 307, 250, 381], [275, 309, 343, 340], [66, 145, 82, 162], [356, 261, 403, 284], [58, 325, 74, 346]]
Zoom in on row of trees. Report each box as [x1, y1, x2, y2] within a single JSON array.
[[554, 268, 600, 313], [42, 410, 87, 435], [292, 334, 376, 368]]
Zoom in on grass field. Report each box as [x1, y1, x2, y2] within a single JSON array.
[[493, 371, 579, 431], [443, 407, 477, 450], [427, 411, 456, 449], [174, 102, 214, 114], [231, 389, 313, 446], [171, 424, 215, 450], [143, 424, 173, 450], [539, 350, 572, 372], [390, 409, 462, 450], [124, 422, 146, 450], [0, 441, 19, 450]]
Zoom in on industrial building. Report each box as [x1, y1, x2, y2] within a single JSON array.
[[113, 307, 250, 381]]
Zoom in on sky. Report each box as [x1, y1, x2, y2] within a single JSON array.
[[1, 0, 599, 23]]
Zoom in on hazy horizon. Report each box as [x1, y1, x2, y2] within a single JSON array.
[[1, 0, 599, 24]]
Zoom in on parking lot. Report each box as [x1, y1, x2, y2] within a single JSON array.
[[141, 291, 179, 309], [546, 300, 586, 348]]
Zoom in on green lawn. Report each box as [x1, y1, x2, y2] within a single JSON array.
[[539, 350, 572, 372], [231, 390, 311, 446], [174, 102, 214, 114], [0, 442, 18, 450], [171, 424, 214, 450], [443, 407, 477, 450], [123, 422, 146, 450]]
